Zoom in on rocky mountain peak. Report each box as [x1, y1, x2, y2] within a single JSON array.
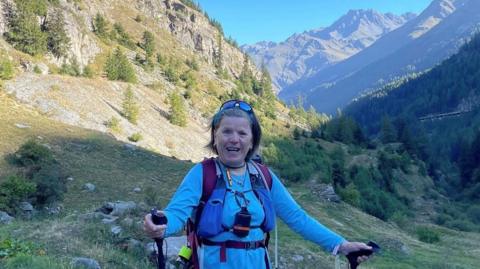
[[243, 9, 414, 92]]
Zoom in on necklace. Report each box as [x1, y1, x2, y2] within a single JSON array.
[[227, 169, 248, 187]]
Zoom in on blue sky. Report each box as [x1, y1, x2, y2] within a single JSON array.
[[194, 0, 433, 45]]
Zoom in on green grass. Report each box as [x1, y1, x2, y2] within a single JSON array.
[[1, 92, 480, 268]]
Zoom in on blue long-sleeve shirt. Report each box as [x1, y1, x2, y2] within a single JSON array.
[[163, 161, 345, 269]]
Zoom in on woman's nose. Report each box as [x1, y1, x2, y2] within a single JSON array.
[[228, 133, 240, 143]]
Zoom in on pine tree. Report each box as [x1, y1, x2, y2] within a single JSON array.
[[380, 116, 396, 143], [141, 31, 155, 59], [214, 33, 224, 75], [122, 86, 139, 124], [46, 11, 70, 58], [93, 13, 109, 38], [5, 3, 48, 56], [104, 47, 137, 83], [169, 92, 187, 127]]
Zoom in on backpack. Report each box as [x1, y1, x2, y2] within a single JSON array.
[[186, 157, 274, 269]]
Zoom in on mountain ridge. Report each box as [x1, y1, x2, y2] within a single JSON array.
[[242, 9, 413, 92], [280, 0, 480, 113]]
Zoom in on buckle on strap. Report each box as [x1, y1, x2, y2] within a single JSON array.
[[245, 241, 257, 249]]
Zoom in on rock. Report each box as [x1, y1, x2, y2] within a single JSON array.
[[97, 201, 137, 216], [19, 202, 33, 211], [67, 176, 75, 181], [313, 184, 341, 202], [0, 211, 14, 224], [124, 143, 137, 151], [292, 254, 304, 262], [15, 123, 31, 129], [84, 183, 96, 192], [133, 187, 141, 192], [101, 216, 118, 224], [18, 202, 35, 218], [111, 225, 122, 236], [44, 203, 62, 215], [71, 257, 101, 269]]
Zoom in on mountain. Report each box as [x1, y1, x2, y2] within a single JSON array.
[[345, 30, 480, 201], [242, 9, 414, 92], [281, 0, 480, 114], [0, 0, 277, 162]]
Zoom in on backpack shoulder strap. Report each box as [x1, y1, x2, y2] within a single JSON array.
[[201, 157, 218, 202], [250, 161, 273, 190]]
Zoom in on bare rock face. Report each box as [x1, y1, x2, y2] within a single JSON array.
[[0, 0, 14, 36], [47, 4, 101, 67], [134, 0, 257, 79]]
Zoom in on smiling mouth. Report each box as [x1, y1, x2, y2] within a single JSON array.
[[226, 147, 240, 152]]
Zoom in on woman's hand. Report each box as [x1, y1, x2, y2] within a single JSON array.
[[143, 211, 167, 239], [338, 241, 372, 264]]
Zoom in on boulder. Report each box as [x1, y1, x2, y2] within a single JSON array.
[[71, 257, 101, 269], [0, 211, 14, 224]]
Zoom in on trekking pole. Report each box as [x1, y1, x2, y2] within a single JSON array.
[[151, 208, 168, 269], [345, 241, 380, 269], [274, 226, 278, 269]]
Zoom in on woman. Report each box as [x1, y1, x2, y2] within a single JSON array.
[[144, 99, 372, 268]]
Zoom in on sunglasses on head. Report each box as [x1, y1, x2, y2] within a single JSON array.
[[219, 100, 253, 113]]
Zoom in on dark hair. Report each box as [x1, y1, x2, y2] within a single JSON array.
[[207, 106, 262, 161]]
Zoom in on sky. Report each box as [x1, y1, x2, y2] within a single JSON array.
[[194, 0, 433, 45]]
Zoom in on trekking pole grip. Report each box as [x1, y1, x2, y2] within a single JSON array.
[[151, 208, 168, 269], [345, 241, 380, 269]]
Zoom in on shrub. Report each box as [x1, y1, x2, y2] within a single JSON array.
[[416, 226, 441, 243], [134, 15, 143, 22], [14, 140, 53, 167], [337, 183, 360, 207], [141, 31, 155, 58], [93, 13, 109, 39], [112, 23, 136, 49], [0, 58, 15, 80], [128, 132, 143, 142], [104, 47, 137, 83], [33, 65, 42, 74], [445, 219, 475, 232], [59, 58, 81, 77], [31, 162, 66, 205], [467, 205, 480, 224], [0, 175, 36, 213], [0, 239, 35, 260], [12, 140, 66, 207], [82, 65, 94, 78], [164, 66, 180, 84], [105, 117, 121, 133], [122, 87, 139, 124]]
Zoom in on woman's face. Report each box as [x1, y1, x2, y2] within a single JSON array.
[[214, 116, 253, 167]]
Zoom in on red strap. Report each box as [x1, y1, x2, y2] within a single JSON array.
[[255, 162, 273, 190], [201, 158, 218, 201], [220, 243, 227, 263]]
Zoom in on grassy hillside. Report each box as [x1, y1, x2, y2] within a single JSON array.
[[1, 91, 479, 269]]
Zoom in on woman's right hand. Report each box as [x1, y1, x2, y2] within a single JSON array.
[[143, 211, 167, 239]]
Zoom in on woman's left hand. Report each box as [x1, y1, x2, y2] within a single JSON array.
[[338, 241, 373, 264]]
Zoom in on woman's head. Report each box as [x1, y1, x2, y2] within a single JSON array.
[[208, 100, 262, 166]]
